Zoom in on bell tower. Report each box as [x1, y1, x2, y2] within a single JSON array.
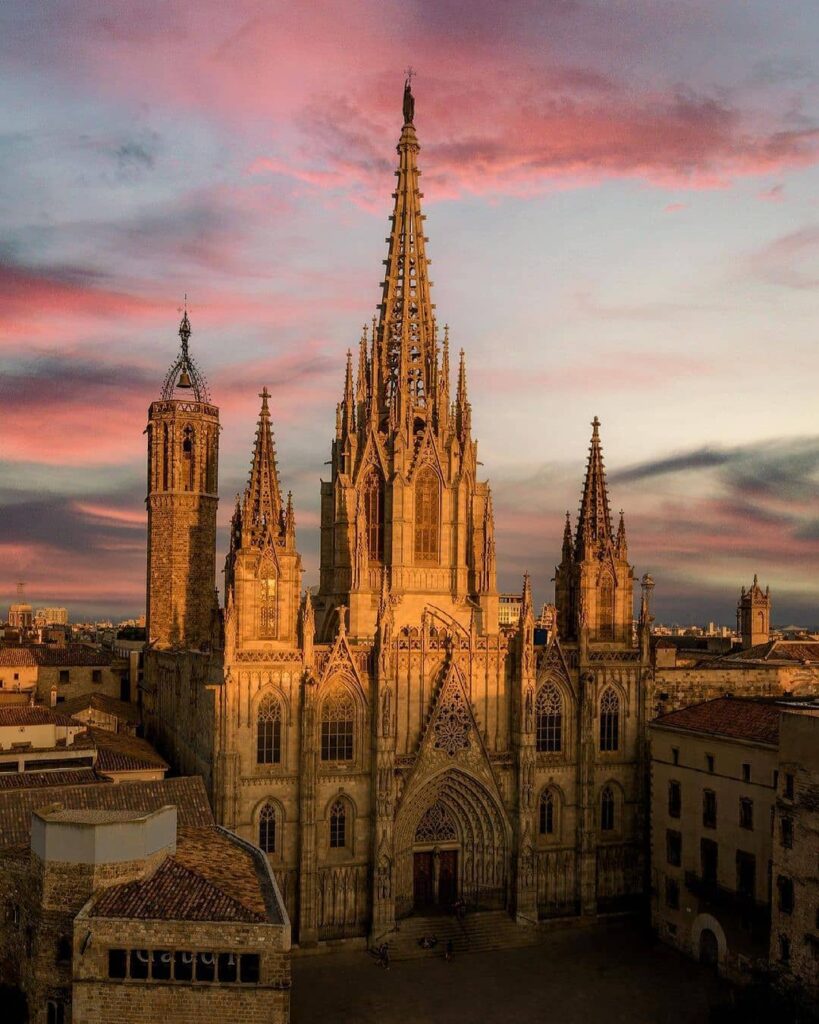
[[316, 78, 497, 639], [737, 575, 771, 649], [146, 311, 219, 650], [555, 417, 634, 646]]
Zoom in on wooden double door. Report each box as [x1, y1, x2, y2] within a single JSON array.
[[413, 849, 458, 910]]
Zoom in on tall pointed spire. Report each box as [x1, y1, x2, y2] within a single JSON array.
[[243, 387, 284, 545], [615, 509, 627, 558], [375, 76, 435, 426], [575, 416, 613, 555], [562, 511, 574, 562]]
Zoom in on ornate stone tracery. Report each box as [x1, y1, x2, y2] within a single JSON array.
[[414, 801, 456, 843], [432, 685, 471, 756]]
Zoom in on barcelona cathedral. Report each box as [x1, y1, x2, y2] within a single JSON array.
[[142, 81, 654, 946]]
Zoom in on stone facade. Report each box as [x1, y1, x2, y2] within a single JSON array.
[[0, 800, 289, 1024], [769, 711, 819, 1004], [143, 81, 652, 948]]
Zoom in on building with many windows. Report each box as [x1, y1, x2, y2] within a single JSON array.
[[649, 695, 819, 987], [769, 709, 819, 1005], [142, 80, 653, 947]]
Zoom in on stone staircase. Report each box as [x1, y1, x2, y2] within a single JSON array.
[[374, 911, 539, 961]]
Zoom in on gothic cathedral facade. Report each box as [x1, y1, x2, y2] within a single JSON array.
[[143, 82, 654, 946]]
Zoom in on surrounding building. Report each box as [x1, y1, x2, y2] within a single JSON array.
[[59, 693, 141, 735], [143, 80, 653, 947], [498, 594, 523, 627], [0, 705, 167, 785], [33, 608, 69, 627], [649, 695, 819, 990], [769, 710, 819, 1005], [8, 583, 34, 632], [0, 778, 290, 1024], [0, 646, 125, 706]]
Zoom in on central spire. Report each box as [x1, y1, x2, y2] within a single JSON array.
[[375, 77, 436, 426]]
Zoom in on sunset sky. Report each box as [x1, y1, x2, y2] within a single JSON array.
[[1, 1, 818, 625]]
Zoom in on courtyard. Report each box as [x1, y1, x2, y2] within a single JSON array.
[[292, 919, 733, 1024]]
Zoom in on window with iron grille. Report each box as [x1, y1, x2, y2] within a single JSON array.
[[536, 684, 562, 753]]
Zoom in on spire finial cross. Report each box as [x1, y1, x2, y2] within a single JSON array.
[[405, 66, 416, 86], [259, 386, 271, 411]]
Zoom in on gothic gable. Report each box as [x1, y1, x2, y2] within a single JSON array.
[[398, 658, 505, 815], [353, 428, 389, 487], [317, 627, 368, 706], [408, 422, 445, 484], [537, 636, 577, 701]]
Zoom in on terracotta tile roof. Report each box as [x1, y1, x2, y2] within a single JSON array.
[[0, 776, 213, 848], [0, 768, 106, 792], [60, 693, 141, 724], [89, 728, 168, 774], [0, 705, 77, 727], [89, 827, 277, 924], [652, 697, 781, 746], [0, 645, 114, 668], [716, 640, 819, 665]]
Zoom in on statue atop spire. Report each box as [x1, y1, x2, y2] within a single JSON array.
[[403, 70, 415, 125]]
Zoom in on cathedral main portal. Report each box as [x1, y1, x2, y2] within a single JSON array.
[[395, 771, 509, 917]]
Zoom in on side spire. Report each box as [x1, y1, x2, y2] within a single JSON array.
[[575, 416, 613, 556], [243, 387, 284, 545]]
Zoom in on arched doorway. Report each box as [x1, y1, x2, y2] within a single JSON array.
[[699, 928, 719, 966], [395, 769, 510, 917]]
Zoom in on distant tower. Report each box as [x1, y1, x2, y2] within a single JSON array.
[[146, 311, 219, 649], [737, 575, 771, 649], [555, 417, 634, 645]]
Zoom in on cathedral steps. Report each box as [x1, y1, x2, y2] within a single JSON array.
[[377, 911, 539, 961]]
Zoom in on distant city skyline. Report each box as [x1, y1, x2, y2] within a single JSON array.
[[1, 2, 818, 625]]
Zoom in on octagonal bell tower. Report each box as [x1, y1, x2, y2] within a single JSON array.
[[146, 311, 219, 650]]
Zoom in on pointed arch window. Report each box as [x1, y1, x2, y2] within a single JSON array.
[[256, 695, 281, 765], [329, 799, 347, 848], [539, 790, 556, 836], [601, 786, 615, 831], [599, 577, 614, 641], [259, 802, 277, 853], [414, 467, 440, 564], [321, 688, 355, 762], [536, 683, 563, 753], [363, 470, 385, 562], [182, 425, 195, 491], [600, 687, 620, 752]]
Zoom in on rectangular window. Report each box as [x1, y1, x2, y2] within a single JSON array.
[[240, 953, 261, 984], [703, 789, 717, 829], [706, 754, 715, 773], [668, 781, 681, 819], [321, 719, 354, 762], [779, 935, 790, 962], [739, 798, 753, 831], [92, 669, 102, 684], [666, 829, 682, 867], [195, 952, 216, 982], [780, 817, 793, 849], [736, 851, 756, 899], [742, 763, 751, 783], [701, 838, 718, 885], [218, 952, 238, 983], [59, 670, 69, 685], [672, 747, 679, 766], [151, 950, 172, 980], [108, 949, 127, 979], [665, 878, 680, 909], [129, 950, 149, 980], [777, 876, 794, 915], [784, 773, 794, 800], [174, 951, 194, 981]]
